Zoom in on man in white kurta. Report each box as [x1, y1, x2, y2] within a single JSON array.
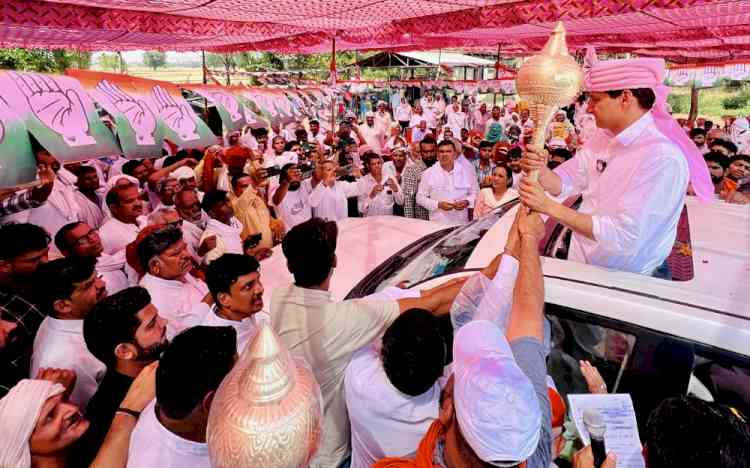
[[136, 226, 210, 339], [126, 326, 235, 468], [30, 258, 108, 407], [201, 253, 268, 353], [358, 112, 385, 156], [357, 155, 404, 216], [309, 162, 362, 222], [99, 182, 146, 255], [518, 53, 712, 275], [417, 141, 479, 225], [271, 165, 313, 230]]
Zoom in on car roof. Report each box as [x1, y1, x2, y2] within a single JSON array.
[[466, 197, 750, 317], [465, 197, 750, 356], [260, 216, 447, 307]]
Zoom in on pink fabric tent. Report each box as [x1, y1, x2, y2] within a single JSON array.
[[1, 0, 749, 62]]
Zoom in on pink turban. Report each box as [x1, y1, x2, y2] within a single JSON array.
[[584, 48, 713, 201]]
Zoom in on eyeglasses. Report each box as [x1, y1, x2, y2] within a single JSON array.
[[74, 229, 99, 246]]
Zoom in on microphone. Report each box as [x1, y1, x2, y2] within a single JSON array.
[[583, 409, 607, 467]]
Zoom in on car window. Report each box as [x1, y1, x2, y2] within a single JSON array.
[[546, 303, 750, 434], [372, 200, 518, 293], [547, 307, 637, 399], [693, 347, 750, 418]]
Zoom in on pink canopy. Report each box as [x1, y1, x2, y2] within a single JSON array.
[[1, 0, 749, 61]]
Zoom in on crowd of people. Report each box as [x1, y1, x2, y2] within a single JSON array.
[[0, 55, 749, 468]]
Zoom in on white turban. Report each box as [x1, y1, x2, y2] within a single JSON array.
[[105, 174, 140, 194], [170, 166, 195, 181], [0, 379, 65, 468], [452, 320, 541, 465]]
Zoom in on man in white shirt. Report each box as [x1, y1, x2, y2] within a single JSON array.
[[519, 55, 706, 275], [271, 218, 470, 468], [358, 153, 404, 216], [136, 225, 211, 339], [409, 104, 436, 133], [31, 257, 108, 407], [271, 163, 313, 230], [126, 325, 236, 468], [55, 222, 131, 294], [199, 190, 244, 261], [202, 253, 266, 353], [345, 228, 522, 468], [472, 102, 489, 134], [446, 101, 468, 138], [417, 140, 479, 224], [309, 160, 362, 221], [374, 101, 393, 134], [394, 98, 412, 132], [73, 166, 105, 230], [358, 112, 386, 155], [100, 180, 145, 255]]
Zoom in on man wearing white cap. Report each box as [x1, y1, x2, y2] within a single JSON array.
[[374, 207, 551, 468], [520, 49, 712, 275], [359, 112, 386, 156]]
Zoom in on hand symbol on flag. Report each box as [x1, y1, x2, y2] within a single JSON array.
[[207, 91, 242, 122], [11, 72, 96, 147], [152, 85, 199, 141], [97, 80, 157, 145]]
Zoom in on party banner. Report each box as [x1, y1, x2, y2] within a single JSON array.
[[67, 69, 165, 159], [130, 76, 215, 150], [186, 85, 246, 133], [0, 71, 120, 163], [0, 95, 37, 188]]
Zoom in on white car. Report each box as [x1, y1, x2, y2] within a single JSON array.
[[262, 196, 750, 424]]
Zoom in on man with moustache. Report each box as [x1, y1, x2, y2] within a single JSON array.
[[100, 180, 146, 255], [56, 222, 131, 295], [202, 254, 266, 353], [137, 225, 211, 339]]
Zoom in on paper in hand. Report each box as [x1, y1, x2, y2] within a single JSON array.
[[568, 393, 646, 468]]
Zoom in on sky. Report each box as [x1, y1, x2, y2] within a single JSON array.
[[93, 50, 202, 65]]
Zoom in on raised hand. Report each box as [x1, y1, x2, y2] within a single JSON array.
[[206, 91, 242, 122], [152, 85, 199, 141], [10, 72, 96, 147], [97, 80, 157, 145]]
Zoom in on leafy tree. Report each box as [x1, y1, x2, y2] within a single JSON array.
[[143, 51, 167, 71], [98, 53, 124, 73], [0, 48, 92, 73]]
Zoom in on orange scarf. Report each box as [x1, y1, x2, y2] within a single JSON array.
[[373, 420, 444, 468], [372, 419, 531, 468]]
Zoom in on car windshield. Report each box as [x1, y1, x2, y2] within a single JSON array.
[[373, 200, 519, 293]]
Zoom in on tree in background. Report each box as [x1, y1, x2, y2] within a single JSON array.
[[98, 52, 126, 73], [0, 48, 92, 72], [143, 51, 167, 71]]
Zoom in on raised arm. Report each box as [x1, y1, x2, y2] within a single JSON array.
[[505, 207, 546, 342]]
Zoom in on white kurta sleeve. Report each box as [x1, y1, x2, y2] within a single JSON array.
[[391, 178, 405, 206], [416, 173, 439, 212], [308, 181, 327, 208], [357, 179, 373, 215], [466, 171, 479, 206], [342, 180, 363, 198], [591, 151, 688, 255]]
